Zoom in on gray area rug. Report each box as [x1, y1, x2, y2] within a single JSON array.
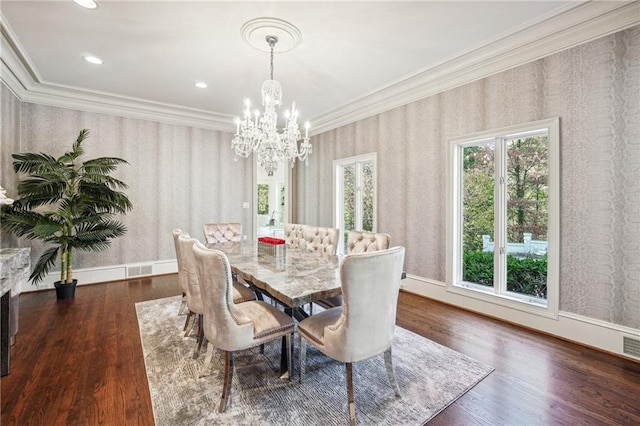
[[136, 296, 493, 425]]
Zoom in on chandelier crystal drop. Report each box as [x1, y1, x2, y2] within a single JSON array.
[[231, 35, 312, 176]]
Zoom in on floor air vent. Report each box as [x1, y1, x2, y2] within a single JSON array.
[[623, 336, 640, 358]]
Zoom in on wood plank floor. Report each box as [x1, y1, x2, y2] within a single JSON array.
[[2, 275, 639, 425]]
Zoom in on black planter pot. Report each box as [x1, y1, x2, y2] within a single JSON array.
[[54, 279, 78, 299]]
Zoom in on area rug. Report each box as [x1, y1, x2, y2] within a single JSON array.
[[136, 296, 493, 425]]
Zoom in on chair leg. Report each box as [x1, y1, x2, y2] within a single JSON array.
[[285, 332, 292, 381], [298, 333, 307, 383], [198, 342, 215, 379], [183, 310, 194, 333], [219, 351, 234, 413], [346, 363, 356, 426], [178, 292, 187, 315], [194, 315, 205, 359], [384, 346, 401, 397]]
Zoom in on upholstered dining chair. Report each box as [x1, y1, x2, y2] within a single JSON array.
[[298, 246, 405, 426], [178, 234, 256, 357], [192, 241, 295, 413], [284, 223, 339, 255], [315, 230, 390, 310], [346, 230, 390, 254], [172, 228, 189, 316], [285, 223, 339, 314], [203, 222, 243, 244]]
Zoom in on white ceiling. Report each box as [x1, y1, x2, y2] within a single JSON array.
[[1, 1, 637, 134]]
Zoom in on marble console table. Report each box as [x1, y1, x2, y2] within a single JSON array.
[[0, 248, 30, 376]]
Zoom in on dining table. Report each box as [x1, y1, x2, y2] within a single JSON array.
[[207, 241, 343, 372]]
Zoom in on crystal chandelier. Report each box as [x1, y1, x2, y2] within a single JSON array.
[[231, 35, 312, 176]]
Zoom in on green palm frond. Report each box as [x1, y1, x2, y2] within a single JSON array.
[[29, 246, 60, 285], [58, 129, 88, 163], [81, 173, 129, 190], [32, 217, 65, 239], [0, 208, 48, 239], [73, 219, 127, 251], [82, 157, 129, 176], [17, 177, 67, 208], [78, 182, 133, 213], [12, 152, 60, 175]]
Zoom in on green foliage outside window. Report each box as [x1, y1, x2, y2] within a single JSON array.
[[257, 184, 269, 215], [462, 250, 547, 298], [342, 161, 374, 233], [462, 136, 548, 251]]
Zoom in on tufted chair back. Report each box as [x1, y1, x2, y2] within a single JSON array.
[[285, 223, 339, 254], [178, 234, 204, 315], [192, 241, 254, 350], [284, 223, 305, 248], [302, 226, 339, 255], [322, 246, 405, 361], [347, 230, 390, 254], [192, 240, 295, 412], [203, 223, 242, 244], [297, 246, 405, 424]]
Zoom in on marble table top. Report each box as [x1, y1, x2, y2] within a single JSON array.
[[1, 248, 31, 296], [209, 242, 342, 308]]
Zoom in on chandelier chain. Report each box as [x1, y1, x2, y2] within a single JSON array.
[[270, 42, 274, 80]]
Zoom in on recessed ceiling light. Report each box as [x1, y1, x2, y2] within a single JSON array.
[[83, 55, 103, 65], [73, 0, 98, 9], [194, 82, 208, 89]]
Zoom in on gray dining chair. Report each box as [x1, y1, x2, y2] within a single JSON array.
[[315, 230, 390, 310], [178, 234, 256, 357], [192, 241, 295, 412], [203, 222, 243, 244], [298, 246, 405, 426]]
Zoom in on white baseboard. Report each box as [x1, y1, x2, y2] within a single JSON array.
[[402, 275, 640, 361], [19, 259, 178, 293]]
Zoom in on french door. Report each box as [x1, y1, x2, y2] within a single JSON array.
[[334, 153, 377, 253]]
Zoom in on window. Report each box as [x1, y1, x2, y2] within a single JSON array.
[[257, 184, 269, 215], [334, 153, 377, 253], [447, 118, 559, 317]]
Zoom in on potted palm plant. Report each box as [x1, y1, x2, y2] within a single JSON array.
[[0, 129, 132, 299]]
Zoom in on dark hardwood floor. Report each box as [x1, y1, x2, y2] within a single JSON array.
[[2, 275, 639, 425]]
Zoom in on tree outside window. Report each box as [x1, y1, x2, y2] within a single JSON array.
[[257, 184, 269, 215]]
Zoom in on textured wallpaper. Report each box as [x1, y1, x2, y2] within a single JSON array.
[[297, 26, 640, 328], [1, 89, 253, 286]]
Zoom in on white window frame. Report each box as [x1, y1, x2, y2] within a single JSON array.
[[333, 153, 377, 253], [446, 118, 559, 319]]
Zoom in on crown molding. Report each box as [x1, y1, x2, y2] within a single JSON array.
[[2, 3, 639, 136], [311, 1, 640, 135]]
